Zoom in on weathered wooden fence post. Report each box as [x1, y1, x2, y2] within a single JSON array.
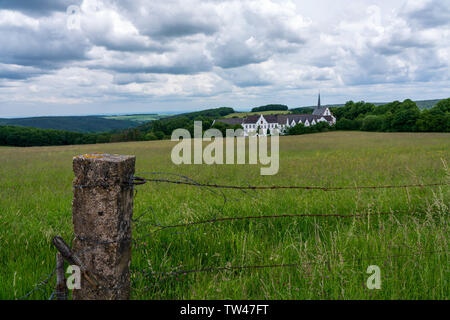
[[55, 253, 68, 300], [72, 153, 135, 300]]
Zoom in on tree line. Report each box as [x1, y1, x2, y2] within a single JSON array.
[[251, 104, 288, 112], [332, 98, 449, 132], [286, 98, 449, 136], [0, 125, 109, 147], [0, 116, 137, 133]]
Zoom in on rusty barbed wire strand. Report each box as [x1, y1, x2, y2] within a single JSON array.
[[130, 172, 448, 235], [132, 176, 449, 191], [19, 267, 56, 300], [133, 211, 402, 233], [133, 249, 449, 279], [132, 172, 235, 236]]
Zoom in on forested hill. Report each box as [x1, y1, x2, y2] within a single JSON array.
[[129, 107, 235, 140], [0, 107, 236, 147], [0, 116, 138, 133]]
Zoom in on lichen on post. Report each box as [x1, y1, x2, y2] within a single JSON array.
[[72, 153, 135, 300]]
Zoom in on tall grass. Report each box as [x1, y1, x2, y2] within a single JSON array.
[[0, 132, 448, 299]]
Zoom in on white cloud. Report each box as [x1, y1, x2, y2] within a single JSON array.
[[0, 10, 40, 29]]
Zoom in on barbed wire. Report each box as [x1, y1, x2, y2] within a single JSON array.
[[18, 267, 56, 300], [133, 176, 449, 191], [130, 172, 448, 284], [132, 249, 449, 280], [133, 211, 403, 234], [131, 172, 448, 238], [132, 172, 241, 236]]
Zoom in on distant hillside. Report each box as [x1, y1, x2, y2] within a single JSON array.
[[301, 99, 443, 110], [103, 114, 167, 124], [413, 99, 443, 109], [0, 116, 138, 133], [136, 107, 235, 133]]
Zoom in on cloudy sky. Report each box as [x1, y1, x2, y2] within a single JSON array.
[[0, 0, 449, 117]]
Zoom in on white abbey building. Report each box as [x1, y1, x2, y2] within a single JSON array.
[[215, 94, 336, 136]]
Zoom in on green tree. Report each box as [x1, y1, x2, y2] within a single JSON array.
[[145, 132, 158, 140], [335, 118, 361, 130], [362, 115, 384, 131], [416, 107, 450, 132], [390, 100, 420, 132], [290, 107, 314, 114], [435, 98, 450, 113]]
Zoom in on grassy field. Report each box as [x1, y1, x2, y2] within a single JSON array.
[[224, 110, 292, 118], [0, 132, 449, 300]]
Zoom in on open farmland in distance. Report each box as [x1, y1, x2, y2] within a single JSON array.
[[103, 114, 169, 123]]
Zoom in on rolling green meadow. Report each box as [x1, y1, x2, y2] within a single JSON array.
[[0, 131, 449, 300]]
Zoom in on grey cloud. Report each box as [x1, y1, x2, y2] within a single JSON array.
[[218, 67, 273, 87], [371, 29, 436, 56], [233, 79, 272, 87], [403, 0, 450, 28], [94, 51, 214, 75], [0, 0, 81, 16], [372, 45, 403, 56], [211, 39, 270, 69], [340, 44, 448, 86], [340, 53, 410, 86], [306, 54, 337, 68], [0, 64, 44, 80], [111, 63, 212, 75], [116, 0, 220, 39], [0, 10, 91, 72], [340, 45, 448, 86], [78, 7, 173, 53], [85, 31, 170, 53], [243, 9, 307, 45], [113, 73, 159, 85], [0, 26, 90, 69], [268, 29, 306, 45], [410, 50, 450, 82], [372, 38, 432, 56], [150, 21, 218, 39], [208, 1, 309, 69], [313, 74, 332, 81]]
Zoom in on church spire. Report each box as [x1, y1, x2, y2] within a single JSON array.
[[318, 91, 321, 108]]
